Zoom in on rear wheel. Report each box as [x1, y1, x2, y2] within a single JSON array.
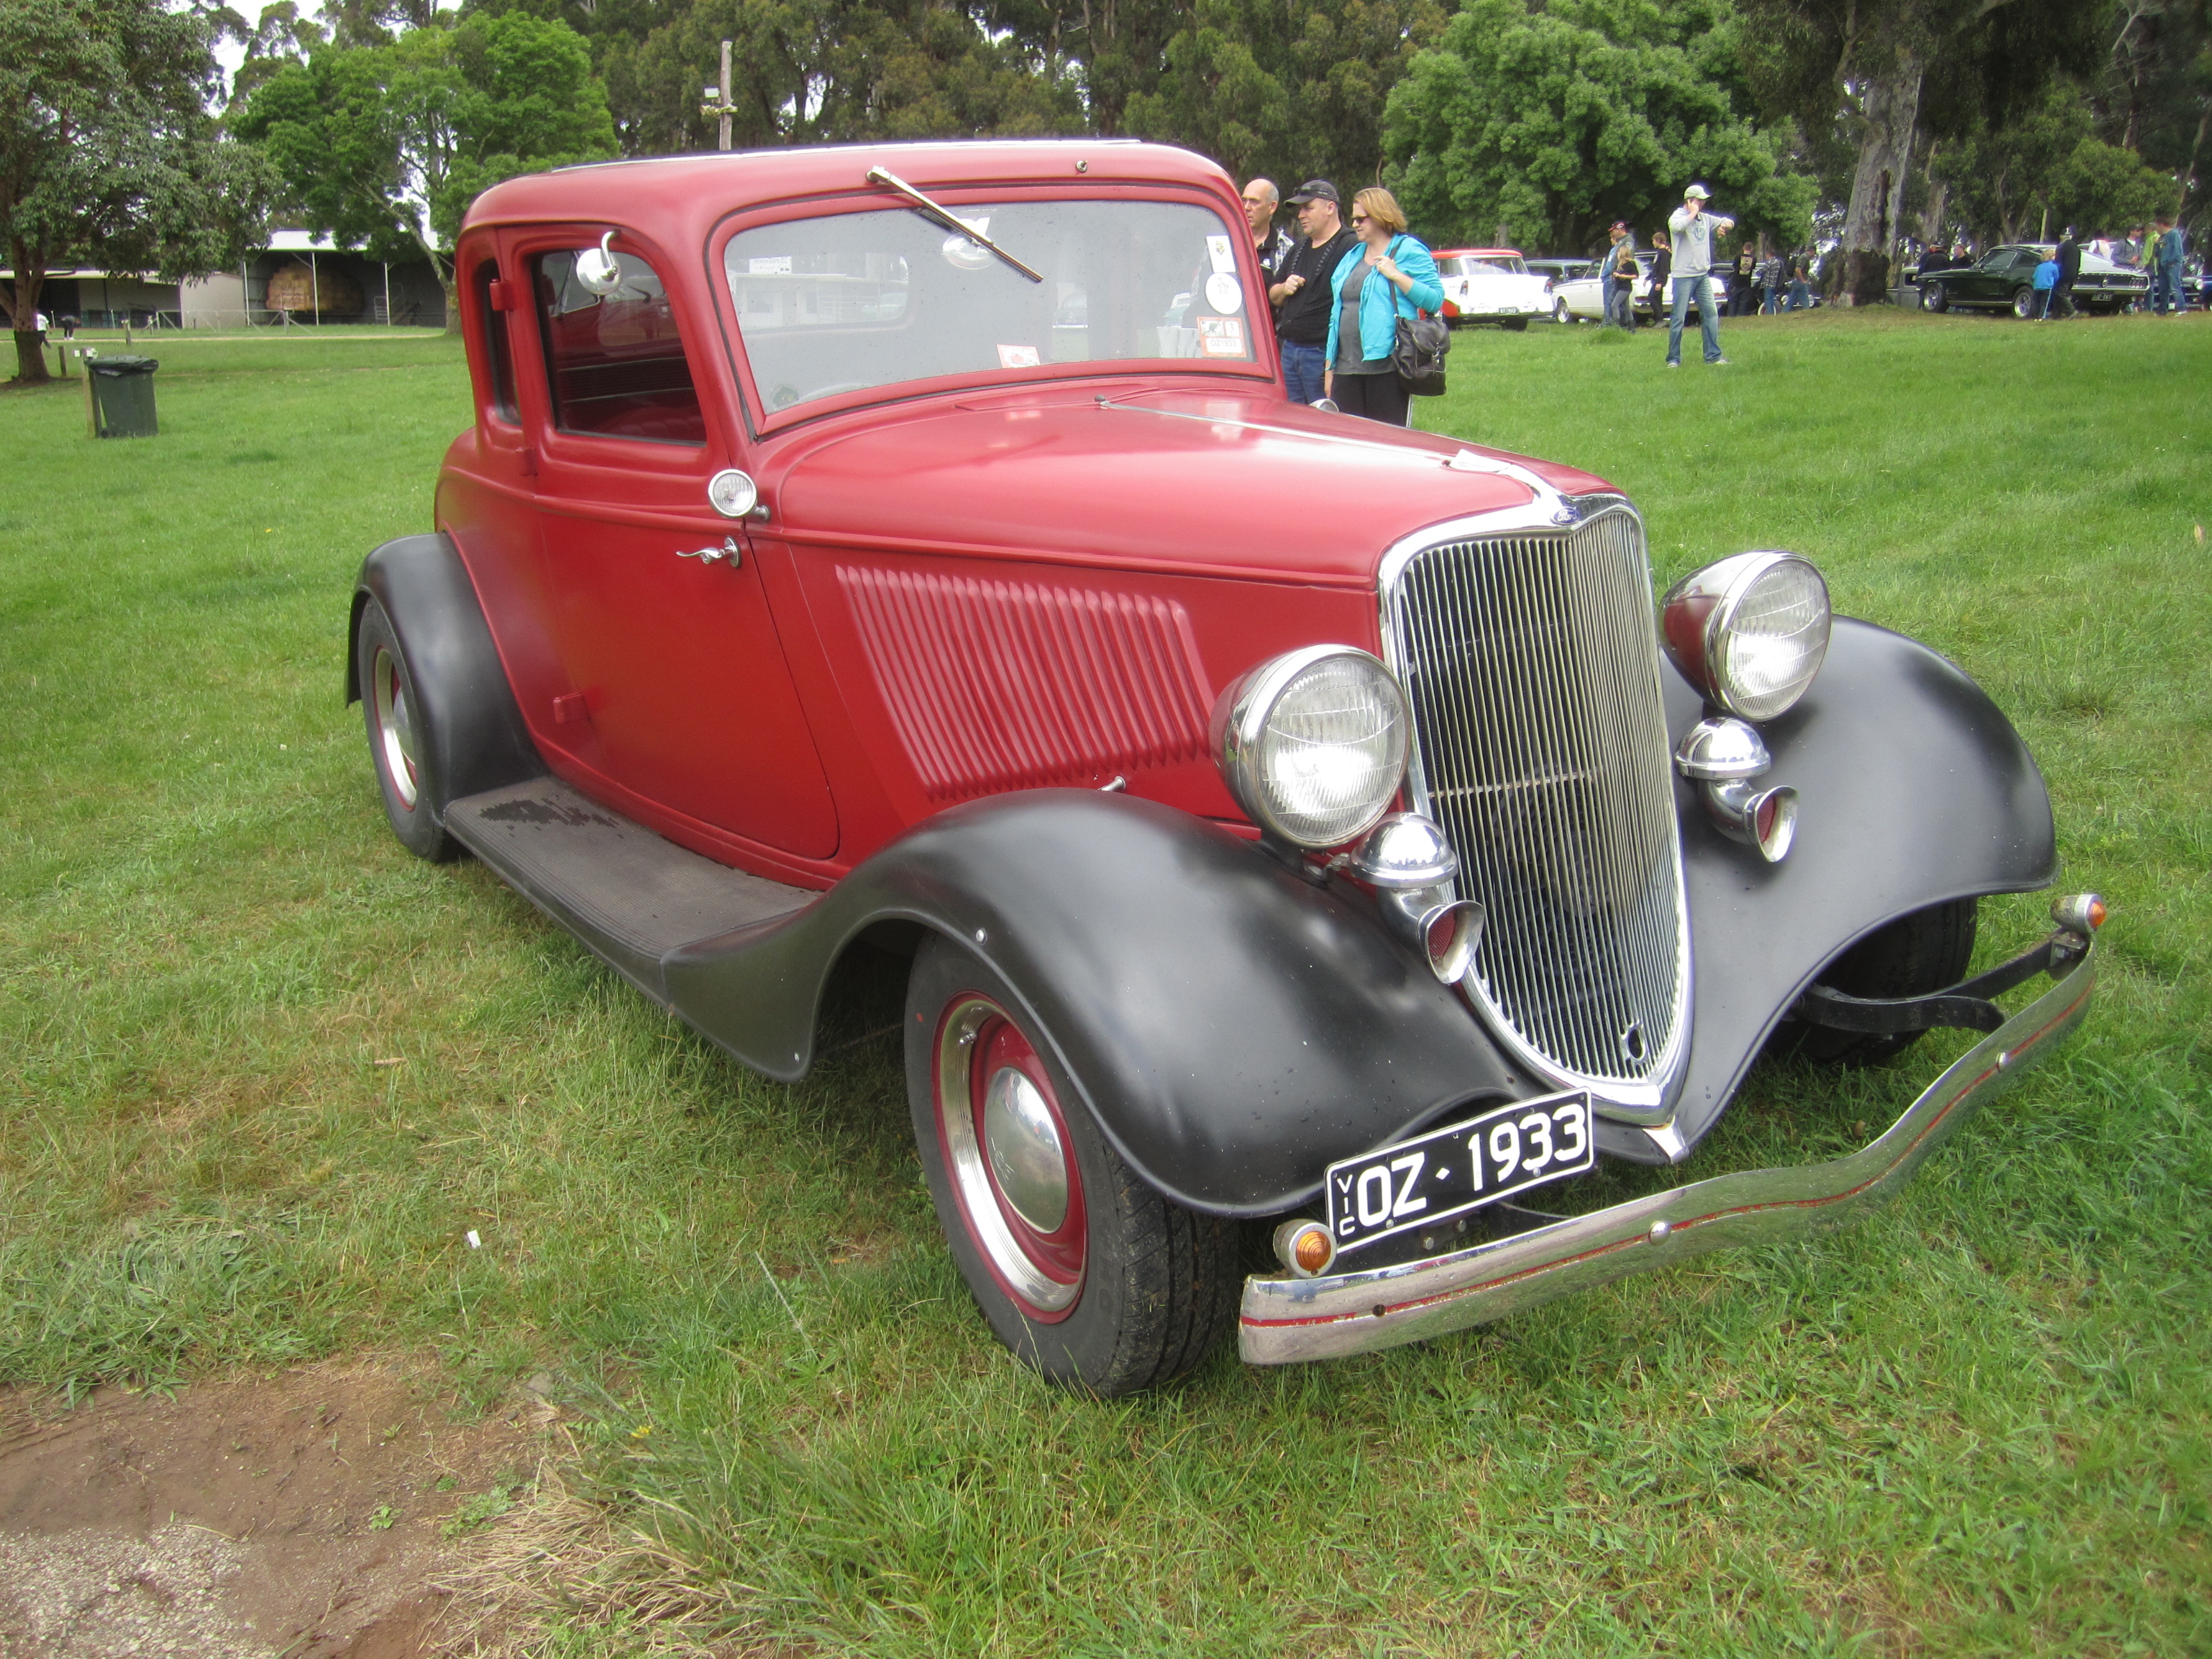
[[356, 597, 456, 862], [1920, 283, 1948, 313], [905, 934, 1236, 1395], [1777, 897, 1979, 1067], [1553, 298, 1569, 324], [2012, 286, 2037, 319]]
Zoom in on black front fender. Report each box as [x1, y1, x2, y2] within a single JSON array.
[[662, 792, 1527, 1217], [349, 533, 540, 821], [1654, 616, 2058, 1157]]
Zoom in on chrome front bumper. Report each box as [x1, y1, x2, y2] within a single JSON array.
[[1238, 914, 2099, 1365]]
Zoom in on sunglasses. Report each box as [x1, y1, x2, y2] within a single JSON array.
[[1351, 212, 1371, 225]]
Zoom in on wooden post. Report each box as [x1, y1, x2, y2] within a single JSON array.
[[701, 42, 734, 150], [83, 349, 98, 437]]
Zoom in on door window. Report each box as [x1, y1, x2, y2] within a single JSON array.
[[533, 248, 705, 444], [472, 259, 517, 423]]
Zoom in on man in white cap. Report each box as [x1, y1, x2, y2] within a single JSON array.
[[1665, 183, 1735, 367]]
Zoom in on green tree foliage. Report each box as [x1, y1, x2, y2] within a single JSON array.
[[588, 0, 1081, 156], [1119, 0, 1445, 198], [1735, 0, 2101, 300], [1, 0, 271, 383], [1381, 0, 1812, 255], [2102, 0, 2211, 234], [1934, 81, 2181, 244], [236, 12, 618, 320]]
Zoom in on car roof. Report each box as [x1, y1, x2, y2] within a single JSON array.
[[1432, 248, 1525, 259], [462, 141, 1237, 239]]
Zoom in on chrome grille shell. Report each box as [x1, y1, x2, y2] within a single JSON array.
[[1379, 497, 1690, 1120]]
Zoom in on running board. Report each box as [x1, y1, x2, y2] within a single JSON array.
[[443, 777, 815, 1002]]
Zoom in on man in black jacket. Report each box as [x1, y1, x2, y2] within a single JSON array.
[[1270, 181, 1359, 404], [2053, 230, 2082, 320]]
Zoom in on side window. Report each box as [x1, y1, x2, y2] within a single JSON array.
[[472, 259, 517, 423], [532, 248, 705, 444]]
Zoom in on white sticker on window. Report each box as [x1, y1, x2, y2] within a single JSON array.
[[1207, 235, 1236, 275], [748, 256, 793, 275], [1196, 316, 1246, 357], [997, 344, 1042, 367], [958, 216, 990, 237], [1205, 271, 1244, 315]]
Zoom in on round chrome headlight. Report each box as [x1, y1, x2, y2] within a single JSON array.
[[1660, 551, 1831, 722], [1212, 646, 1409, 849]]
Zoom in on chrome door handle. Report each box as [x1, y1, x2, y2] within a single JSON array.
[[678, 537, 741, 567]]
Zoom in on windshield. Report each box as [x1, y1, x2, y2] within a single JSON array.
[[725, 197, 1256, 414]]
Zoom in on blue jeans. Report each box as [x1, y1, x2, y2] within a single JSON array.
[[1606, 283, 1636, 330], [2154, 262, 2183, 313], [1667, 275, 1721, 363], [1280, 339, 1327, 404]]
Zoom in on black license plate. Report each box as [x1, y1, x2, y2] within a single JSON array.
[[1325, 1091, 1594, 1254]]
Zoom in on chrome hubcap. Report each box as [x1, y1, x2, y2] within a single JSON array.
[[371, 646, 421, 810], [982, 1066, 1069, 1232], [934, 995, 1084, 1318]]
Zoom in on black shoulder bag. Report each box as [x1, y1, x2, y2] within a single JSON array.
[[1389, 243, 1450, 396]]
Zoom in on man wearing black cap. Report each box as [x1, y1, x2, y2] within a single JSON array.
[[1270, 180, 1358, 405]]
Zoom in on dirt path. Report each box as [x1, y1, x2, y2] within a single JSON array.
[[0, 1359, 549, 1658]]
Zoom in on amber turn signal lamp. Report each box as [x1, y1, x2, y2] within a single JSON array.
[[1272, 1219, 1337, 1279], [2052, 893, 2107, 934]]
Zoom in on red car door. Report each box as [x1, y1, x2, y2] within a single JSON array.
[[514, 230, 839, 862]]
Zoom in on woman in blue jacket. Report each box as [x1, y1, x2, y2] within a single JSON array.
[[1323, 187, 1444, 426]]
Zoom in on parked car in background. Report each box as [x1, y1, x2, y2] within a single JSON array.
[[1431, 248, 1554, 329], [1525, 257, 1595, 287], [349, 140, 2101, 1397], [1552, 253, 1728, 323], [1919, 244, 2151, 317]]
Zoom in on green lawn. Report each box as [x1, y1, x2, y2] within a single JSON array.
[[2, 310, 2207, 1656]]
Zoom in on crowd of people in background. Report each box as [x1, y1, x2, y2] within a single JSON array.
[[1240, 175, 2195, 412]]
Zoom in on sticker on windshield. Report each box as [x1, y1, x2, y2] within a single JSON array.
[[1207, 236, 1236, 275], [748, 255, 793, 275], [997, 344, 1042, 368], [1196, 316, 1246, 357], [1205, 272, 1244, 315]]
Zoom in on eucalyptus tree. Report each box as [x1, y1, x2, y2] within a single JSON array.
[[1735, 0, 2103, 300]]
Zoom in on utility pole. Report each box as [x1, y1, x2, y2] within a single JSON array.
[[700, 40, 733, 151]]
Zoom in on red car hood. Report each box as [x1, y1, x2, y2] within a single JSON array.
[[765, 386, 1617, 589]]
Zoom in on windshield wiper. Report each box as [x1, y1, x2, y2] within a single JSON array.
[[865, 166, 1043, 284]]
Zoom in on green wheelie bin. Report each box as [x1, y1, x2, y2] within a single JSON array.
[[88, 355, 160, 438]]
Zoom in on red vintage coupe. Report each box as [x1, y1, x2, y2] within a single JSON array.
[[351, 141, 2100, 1394]]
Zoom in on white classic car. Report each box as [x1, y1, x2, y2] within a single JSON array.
[[1432, 248, 1557, 329], [1554, 252, 1728, 323]]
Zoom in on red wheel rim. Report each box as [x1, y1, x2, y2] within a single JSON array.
[[933, 994, 1086, 1320]]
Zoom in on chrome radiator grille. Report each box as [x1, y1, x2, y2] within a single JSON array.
[[1382, 505, 1688, 1103]]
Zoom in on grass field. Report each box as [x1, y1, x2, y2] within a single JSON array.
[[2, 309, 2208, 1656]]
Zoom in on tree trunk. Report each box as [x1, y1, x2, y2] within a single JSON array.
[[1919, 141, 1948, 246], [5, 245, 52, 385], [1840, 61, 1923, 305]]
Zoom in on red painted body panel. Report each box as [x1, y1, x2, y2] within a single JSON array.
[[437, 143, 1619, 888]]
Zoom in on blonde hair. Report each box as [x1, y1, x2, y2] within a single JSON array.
[[1352, 188, 1408, 236]]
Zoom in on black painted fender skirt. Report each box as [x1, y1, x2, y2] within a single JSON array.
[[662, 792, 1527, 1218], [1656, 616, 2058, 1157], [348, 534, 541, 819]]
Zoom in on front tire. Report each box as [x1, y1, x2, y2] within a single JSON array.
[[904, 934, 1236, 1395], [1777, 898, 1979, 1067], [356, 596, 456, 861], [1552, 298, 1569, 324]]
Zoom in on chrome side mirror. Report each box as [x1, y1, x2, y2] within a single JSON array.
[[575, 231, 623, 297]]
